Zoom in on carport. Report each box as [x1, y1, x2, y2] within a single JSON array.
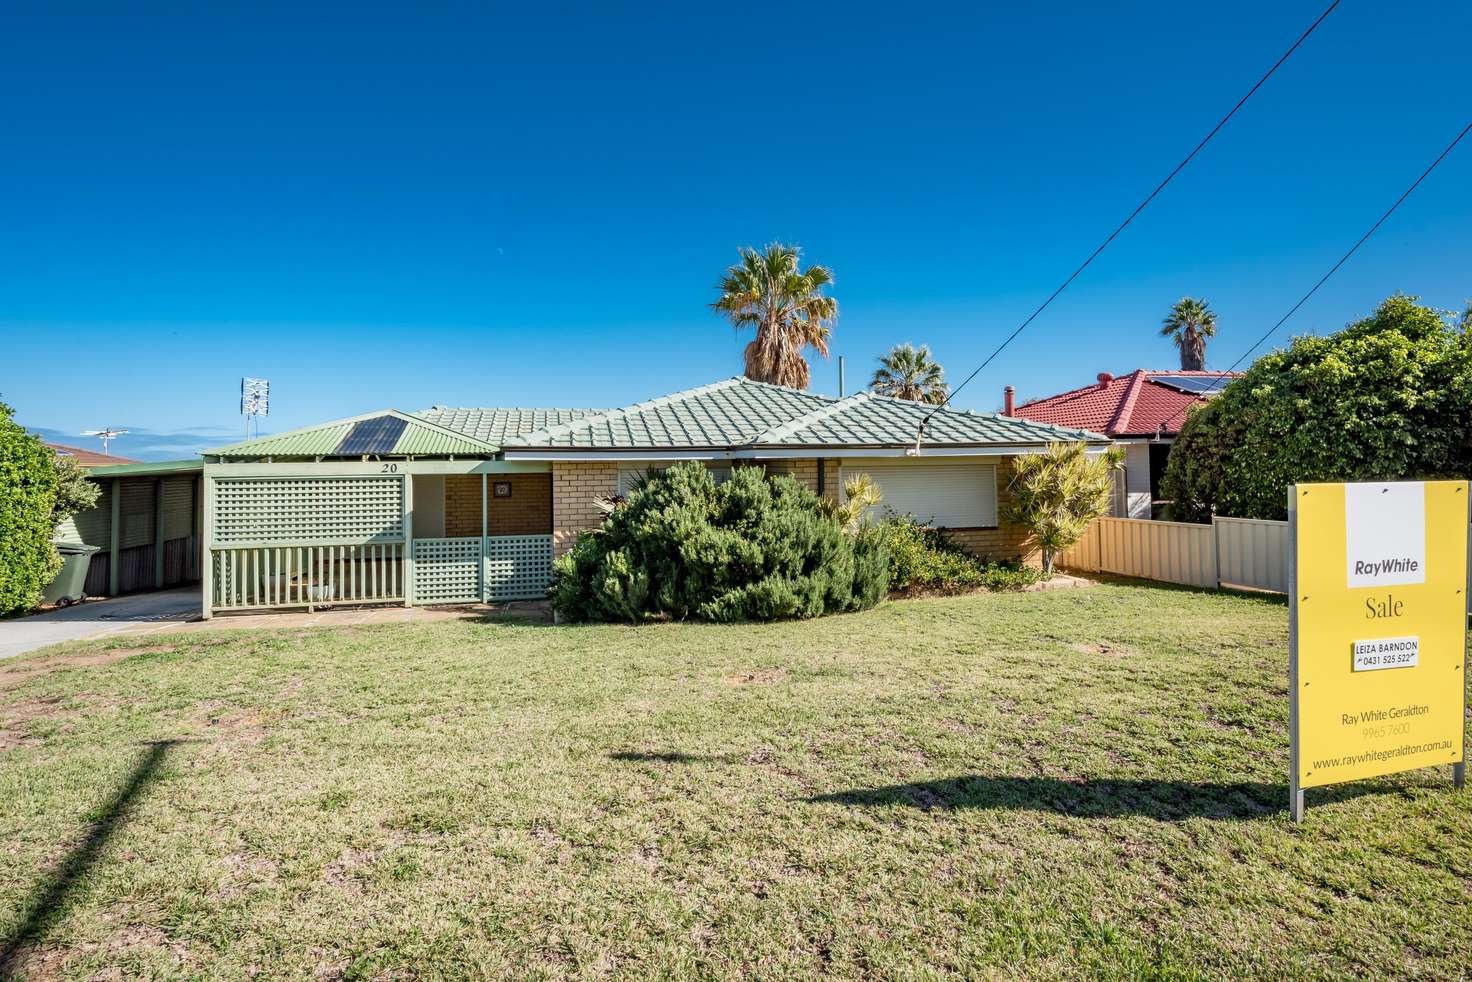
[[57, 460, 204, 598]]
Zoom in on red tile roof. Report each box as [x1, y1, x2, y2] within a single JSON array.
[[45, 442, 138, 467], [1008, 370, 1241, 437]]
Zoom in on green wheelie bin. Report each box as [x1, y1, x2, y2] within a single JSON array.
[[42, 541, 100, 606]]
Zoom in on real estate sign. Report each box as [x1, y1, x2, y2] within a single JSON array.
[[1288, 480, 1468, 820]]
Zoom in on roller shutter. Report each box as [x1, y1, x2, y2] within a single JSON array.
[[843, 460, 998, 528]]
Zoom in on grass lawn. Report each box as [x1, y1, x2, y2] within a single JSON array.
[[1, 582, 1469, 980]]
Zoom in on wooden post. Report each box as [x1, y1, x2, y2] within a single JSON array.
[[481, 472, 488, 603], [153, 477, 165, 589], [108, 477, 121, 596], [402, 473, 414, 607], [200, 472, 215, 619]]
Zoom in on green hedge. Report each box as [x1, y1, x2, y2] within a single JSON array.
[[551, 463, 890, 623], [0, 401, 61, 615]]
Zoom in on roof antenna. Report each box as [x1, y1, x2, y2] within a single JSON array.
[[81, 427, 129, 454], [838, 356, 846, 398]]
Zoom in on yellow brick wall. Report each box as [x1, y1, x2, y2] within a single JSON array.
[[762, 458, 840, 500], [551, 461, 619, 556], [444, 474, 552, 537]]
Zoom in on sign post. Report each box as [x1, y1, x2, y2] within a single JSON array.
[[1288, 480, 1468, 821]]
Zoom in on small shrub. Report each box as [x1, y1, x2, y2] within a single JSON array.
[[880, 515, 1042, 593], [550, 462, 890, 623]]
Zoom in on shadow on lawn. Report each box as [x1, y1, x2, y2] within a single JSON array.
[[810, 775, 1381, 820], [0, 739, 186, 974], [609, 750, 716, 764]]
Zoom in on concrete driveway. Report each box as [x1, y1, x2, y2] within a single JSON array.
[[0, 588, 201, 660]]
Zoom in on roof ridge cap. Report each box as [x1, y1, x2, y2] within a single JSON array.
[[503, 378, 743, 446], [1106, 371, 1149, 433], [751, 391, 868, 444]]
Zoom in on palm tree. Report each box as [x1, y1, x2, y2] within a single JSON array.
[[870, 343, 948, 404], [712, 243, 837, 389], [1160, 297, 1217, 371]]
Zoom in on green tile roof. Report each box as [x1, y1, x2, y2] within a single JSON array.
[[500, 378, 1107, 451], [754, 391, 1102, 446], [411, 407, 604, 445], [501, 379, 834, 449], [205, 410, 499, 459]]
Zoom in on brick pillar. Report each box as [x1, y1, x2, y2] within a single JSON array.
[[551, 461, 619, 556]]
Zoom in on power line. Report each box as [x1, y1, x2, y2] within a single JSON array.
[[914, 0, 1342, 445], [1151, 118, 1472, 436]]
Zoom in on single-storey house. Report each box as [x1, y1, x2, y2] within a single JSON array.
[[1003, 370, 1239, 520], [46, 441, 137, 468], [196, 377, 1107, 617]]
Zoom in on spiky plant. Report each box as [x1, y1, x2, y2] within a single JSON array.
[[833, 473, 882, 531], [1160, 297, 1218, 371], [712, 243, 837, 389], [1005, 442, 1123, 575], [870, 343, 948, 404]]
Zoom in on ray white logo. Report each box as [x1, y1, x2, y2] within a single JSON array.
[[1345, 482, 1426, 588]]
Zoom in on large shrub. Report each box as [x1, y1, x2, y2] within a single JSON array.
[[0, 401, 61, 614], [551, 462, 890, 623], [882, 516, 1042, 593], [1163, 296, 1472, 522]]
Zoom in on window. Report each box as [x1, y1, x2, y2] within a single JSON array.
[[617, 464, 732, 497], [842, 460, 998, 528]]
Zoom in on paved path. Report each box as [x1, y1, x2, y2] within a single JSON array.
[[1, 591, 549, 659], [0, 588, 201, 660]]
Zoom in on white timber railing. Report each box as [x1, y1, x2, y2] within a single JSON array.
[[211, 543, 407, 611]]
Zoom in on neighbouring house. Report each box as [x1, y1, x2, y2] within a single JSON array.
[[45, 441, 137, 468], [195, 377, 1107, 617], [1003, 369, 1241, 519]]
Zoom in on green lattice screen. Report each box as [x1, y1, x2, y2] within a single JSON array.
[[212, 476, 404, 545]]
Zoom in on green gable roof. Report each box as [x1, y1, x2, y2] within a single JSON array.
[[205, 410, 500, 459], [501, 378, 834, 449]]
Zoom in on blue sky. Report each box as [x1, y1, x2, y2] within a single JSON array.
[[3, 3, 1469, 459]]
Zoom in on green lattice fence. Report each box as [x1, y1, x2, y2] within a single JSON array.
[[213, 476, 404, 544], [484, 534, 553, 601], [412, 537, 482, 604]]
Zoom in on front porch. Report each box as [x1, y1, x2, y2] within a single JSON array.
[[203, 462, 555, 617]]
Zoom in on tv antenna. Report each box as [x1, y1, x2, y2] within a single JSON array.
[[81, 428, 129, 454], [240, 377, 270, 438]]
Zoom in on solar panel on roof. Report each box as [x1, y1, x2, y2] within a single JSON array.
[[1151, 374, 1232, 396], [335, 415, 409, 455]]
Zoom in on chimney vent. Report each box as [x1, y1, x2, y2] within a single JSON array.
[[1003, 385, 1016, 416]]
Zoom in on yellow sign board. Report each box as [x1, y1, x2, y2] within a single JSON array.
[[1289, 480, 1468, 819]]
